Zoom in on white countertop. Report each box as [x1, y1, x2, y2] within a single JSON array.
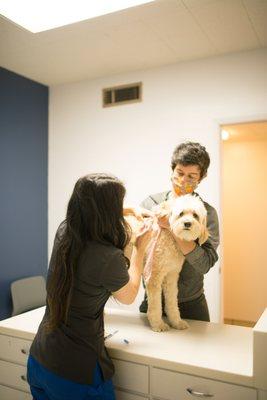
[[0, 306, 256, 387], [0, 307, 44, 341], [104, 308, 254, 387], [254, 308, 267, 333]]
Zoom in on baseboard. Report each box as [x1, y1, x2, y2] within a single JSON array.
[[224, 318, 256, 327]]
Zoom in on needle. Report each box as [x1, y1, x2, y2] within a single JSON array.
[[104, 330, 119, 340]]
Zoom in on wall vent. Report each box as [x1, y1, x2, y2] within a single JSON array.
[[103, 82, 142, 107]]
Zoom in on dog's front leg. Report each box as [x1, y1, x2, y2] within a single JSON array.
[[146, 273, 170, 332], [162, 270, 189, 330]]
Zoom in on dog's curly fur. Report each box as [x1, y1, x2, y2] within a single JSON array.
[[125, 194, 209, 332]]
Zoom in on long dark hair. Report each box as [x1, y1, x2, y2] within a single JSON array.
[[45, 173, 130, 332]]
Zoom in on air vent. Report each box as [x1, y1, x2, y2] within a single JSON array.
[[103, 82, 142, 107]]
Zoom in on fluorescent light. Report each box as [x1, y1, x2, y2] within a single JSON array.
[[221, 130, 230, 141], [0, 0, 154, 33]]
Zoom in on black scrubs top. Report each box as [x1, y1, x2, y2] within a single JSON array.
[[30, 223, 130, 384]]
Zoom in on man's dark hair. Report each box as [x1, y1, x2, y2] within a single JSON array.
[[171, 142, 210, 178]]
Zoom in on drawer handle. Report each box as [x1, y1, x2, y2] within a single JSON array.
[[21, 375, 28, 382], [187, 388, 214, 397], [21, 348, 29, 355]]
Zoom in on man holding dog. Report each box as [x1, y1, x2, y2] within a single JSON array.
[[139, 141, 220, 322]]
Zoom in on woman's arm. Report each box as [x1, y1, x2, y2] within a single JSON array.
[[112, 230, 151, 305], [112, 247, 144, 305]]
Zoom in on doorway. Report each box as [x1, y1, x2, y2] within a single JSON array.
[[221, 121, 267, 327]]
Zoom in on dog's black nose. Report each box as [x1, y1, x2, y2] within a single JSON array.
[[184, 222, 191, 228]]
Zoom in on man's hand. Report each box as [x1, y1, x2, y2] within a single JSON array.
[[175, 238, 197, 255], [156, 213, 170, 229]]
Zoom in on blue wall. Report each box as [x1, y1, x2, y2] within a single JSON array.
[[0, 67, 48, 320]]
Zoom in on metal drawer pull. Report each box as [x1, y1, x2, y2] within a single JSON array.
[[187, 388, 214, 397], [21, 348, 29, 355], [21, 375, 28, 382]]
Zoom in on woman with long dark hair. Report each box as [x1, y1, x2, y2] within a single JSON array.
[[27, 173, 150, 400]]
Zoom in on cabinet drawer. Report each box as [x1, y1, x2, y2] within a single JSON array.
[[151, 367, 257, 400], [258, 391, 267, 400], [0, 384, 32, 400], [0, 360, 30, 393], [115, 389, 149, 400], [112, 359, 149, 394], [0, 334, 31, 365]]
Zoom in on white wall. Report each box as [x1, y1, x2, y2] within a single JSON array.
[[49, 48, 267, 322]]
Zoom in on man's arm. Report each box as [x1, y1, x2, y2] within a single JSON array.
[[140, 196, 158, 211]]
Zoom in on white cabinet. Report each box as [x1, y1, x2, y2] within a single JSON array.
[[0, 385, 32, 400], [0, 333, 31, 398], [0, 332, 262, 400], [0, 334, 31, 365], [112, 358, 149, 395], [258, 391, 267, 400], [151, 367, 257, 400], [115, 389, 149, 399], [0, 360, 30, 393]]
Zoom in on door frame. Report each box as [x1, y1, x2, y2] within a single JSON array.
[[215, 113, 267, 323]]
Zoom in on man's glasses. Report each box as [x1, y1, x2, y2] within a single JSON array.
[[172, 173, 199, 184]]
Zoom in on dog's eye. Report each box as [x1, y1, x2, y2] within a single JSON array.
[[193, 213, 199, 220], [179, 211, 184, 217]]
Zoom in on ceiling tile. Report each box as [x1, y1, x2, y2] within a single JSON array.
[[243, 0, 267, 46], [142, 6, 216, 58], [187, 0, 260, 52], [183, 0, 219, 7]]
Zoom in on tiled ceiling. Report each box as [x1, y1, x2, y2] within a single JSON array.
[[0, 0, 266, 85]]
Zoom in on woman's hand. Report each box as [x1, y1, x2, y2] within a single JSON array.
[[124, 207, 154, 220]]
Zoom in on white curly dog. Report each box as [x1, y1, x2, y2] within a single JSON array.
[[125, 194, 209, 332]]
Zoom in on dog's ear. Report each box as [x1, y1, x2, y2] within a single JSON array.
[[153, 201, 172, 219], [199, 216, 209, 245]]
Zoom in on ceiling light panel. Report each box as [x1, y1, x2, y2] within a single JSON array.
[[0, 0, 154, 33]]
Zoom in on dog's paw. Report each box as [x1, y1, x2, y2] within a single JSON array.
[[151, 321, 170, 332], [169, 319, 189, 330]]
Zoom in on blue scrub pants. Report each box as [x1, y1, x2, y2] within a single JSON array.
[[27, 355, 116, 400]]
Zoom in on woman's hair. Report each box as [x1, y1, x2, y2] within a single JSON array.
[[171, 142, 210, 178], [45, 173, 130, 332]]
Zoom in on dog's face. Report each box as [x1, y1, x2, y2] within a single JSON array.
[[169, 195, 209, 244]]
